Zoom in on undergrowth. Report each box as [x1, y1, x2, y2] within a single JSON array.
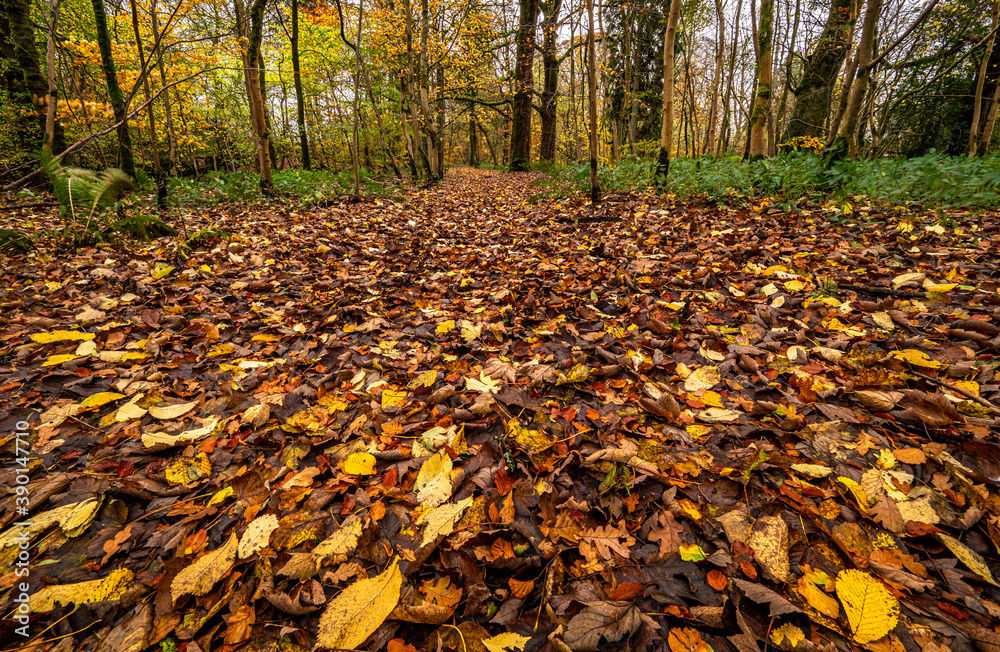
[[535, 151, 1000, 209], [166, 168, 403, 208]]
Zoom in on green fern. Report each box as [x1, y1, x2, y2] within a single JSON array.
[[0, 229, 33, 254], [40, 148, 138, 230]]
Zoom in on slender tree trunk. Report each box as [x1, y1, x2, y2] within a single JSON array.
[[92, 0, 136, 177], [704, 0, 724, 156], [510, 0, 539, 171], [42, 0, 61, 154], [291, 0, 310, 169], [969, 0, 999, 157], [351, 0, 363, 195], [402, 0, 431, 177], [399, 79, 419, 176], [835, 0, 881, 155], [129, 0, 166, 209], [719, 0, 742, 155], [570, 15, 580, 160], [468, 101, 479, 165], [150, 2, 178, 175], [654, 0, 683, 184], [417, 0, 441, 178], [981, 78, 1000, 155], [775, 0, 800, 143], [585, 0, 599, 202], [436, 63, 445, 175], [748, 0, 774, 159], [538, 0, 563, 162], [245, 0, 273, 190]]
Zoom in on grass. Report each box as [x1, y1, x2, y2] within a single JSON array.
[[535, 151, 1000, 210]]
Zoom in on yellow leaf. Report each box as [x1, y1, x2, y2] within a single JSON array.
[[165, 453, 211, 485], [872, 311, 895, 331], [890, 349, 944, 368], [437, 320, 455, 335], [80, 392, 125, 409], [556, 363, 591, 385], [60, 497, 100, 537], [316, 558, 402, 650], [837, 476, 870, 510], [30, 568, 134, 613], [925, 283, 957, 293], [770, 623, 805, 648], [42, 353, 79, 366], [892, 272, 925, 289], [835, 569, 899, 644], [684, 366, 720, 392], [238, 514, 280, 558], [344, 452, 377, 476], [483, 632, 532, 652], [419, 496, 473, 548], [381, 389, 407, 409], [313, 516, 363, 565], [700, 391, 724, 408], [686, 424, 712, 438], [409, 369, 438, 389], [784, 280, 805, 292], [799, 572, 839, 619], [148, 401, 197, 419], [414, 451, 454, 508], [678, 543, 707, 561], [141, 419, 219, 449], [876, 449, 897, 470], [791, 464, 833, 478], [938, 533, 998, 586], [171, 534, 239, 603], [150, 263, 175, 280], [208, 487, 233, 506], [30, 330, 96, 343]]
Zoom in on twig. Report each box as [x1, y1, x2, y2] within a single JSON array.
[[838, 283, 926, 299], [909, 369, 1000, 416], [0, 201, 58, 209]]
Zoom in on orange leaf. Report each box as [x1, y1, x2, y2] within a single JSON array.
[[707, 570, 728, 591]]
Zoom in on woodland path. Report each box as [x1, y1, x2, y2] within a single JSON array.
[[3, 168, 1000, 651]]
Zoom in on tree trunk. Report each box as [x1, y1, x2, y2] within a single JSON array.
[[1, 0, 47, 154], [654, 0, 683, 184], [748, 0, 774, 159], [510, 0, 539, 171], [417, 0, 441, 178], [41, 0, 60, 154], [783, 0, 856, 144], [291, 0, 310, 169], [969, 0, 999, 157], [436, 63, 445, 175], [585, 0, 599, 202], [704, 0, 724, 156], [570, 15, 580, 160], [469, 101, 479, 166], [129, 0, 167, 209], [245, 0, 273, 190], [92, 0, 136, 178], [351, 0, 363, 196], [538, 0, 562, 162], [835, 0, 881, 155], [719, 0, 743, 155], [403, 0, 431, 177], [150, 2, 178, 175], [775, 0, 801, 143]]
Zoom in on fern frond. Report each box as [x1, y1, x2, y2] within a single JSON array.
[[90, 168, 137, 216]]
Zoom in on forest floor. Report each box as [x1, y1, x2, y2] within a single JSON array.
[[4, 167, 1000, 652]]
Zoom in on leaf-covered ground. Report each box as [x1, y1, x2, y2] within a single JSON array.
[[4, 168, 1000, 652]]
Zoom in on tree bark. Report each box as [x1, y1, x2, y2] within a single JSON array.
[[783, 0, 856, 144], [704, 0, 724, 156], [291, 0, 310, 169], [418, 0, 441, 178], [1, 0, 47, 154], [41, 0, 60, 155], [719, 0, 743, 155], [92, 0, 136, 177], [245, 0, 273, 190], [835, 0, 881, 155], [969, 0, 999, 157], [129, 0, 167, 209], [655, 0, 683, 184], [402, 0, 431, 177], [150, 2, 177, 175], [585, 0, 599, 202], [509, 0, 539, 171], [748, 0, 774, 159], [538, 0, 562, 162]]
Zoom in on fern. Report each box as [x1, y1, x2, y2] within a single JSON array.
[[40, 148, 138, 236], [0, 229, 33, 254]]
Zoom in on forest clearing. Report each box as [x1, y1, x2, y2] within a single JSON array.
[[4, 0, 1000, 650]]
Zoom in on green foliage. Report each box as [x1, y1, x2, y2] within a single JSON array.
[[539, 151, 1000, 209], [185, 228, 231, 247], [0, 229, 34, 254], [41, 148, 138, 239], [167, 168, 402, 207], [106, 214, 177, 240]]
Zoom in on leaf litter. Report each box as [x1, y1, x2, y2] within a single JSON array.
[[3, 168, 1000, 650]]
